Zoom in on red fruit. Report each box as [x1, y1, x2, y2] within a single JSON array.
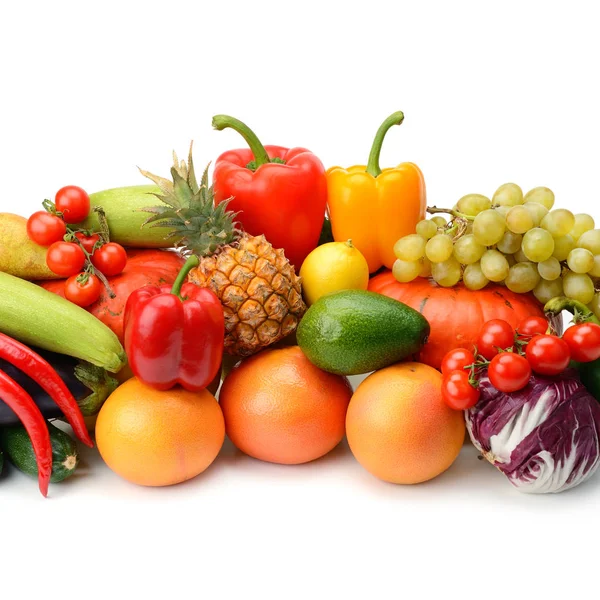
[[91, 243, 128, 276], [441, 370, 480, 410], [477, 319, 515, 360], [525, 335, 571, 376], [562, 323, 600, 363], [26, 212, 66, 246], [74, 232, 101, 254], [517, 316, 548, 340], [55, 186, 91, 223], [46, 242, 86, 277], [64, 274, 102, 307], [488, 353, 531, 393], [441, 348, 475, 376]]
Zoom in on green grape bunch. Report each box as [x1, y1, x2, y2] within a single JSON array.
[[391, 183, 600, 319]]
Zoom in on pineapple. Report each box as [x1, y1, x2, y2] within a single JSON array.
[[140, 144, 306, 357]]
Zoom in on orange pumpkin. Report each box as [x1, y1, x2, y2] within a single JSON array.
[[368, 270, 544, 369], [40, 249, 185, 343]]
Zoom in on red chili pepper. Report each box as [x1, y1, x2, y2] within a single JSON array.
[[124, 255, 224, 391], [0, 369, 52, 496], [212, 114, 327, 269], [0, 333, 93, 448]]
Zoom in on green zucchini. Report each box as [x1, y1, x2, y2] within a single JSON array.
[[0, 421, 79, 483], [0, 271, 126, 372], [76, 185, 180, 248]]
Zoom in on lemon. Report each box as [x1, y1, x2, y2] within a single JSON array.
[[300, 240, 369, 306]]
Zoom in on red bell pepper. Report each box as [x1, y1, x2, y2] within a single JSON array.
[[212, 114, 327, 269], [123, 256, 224, 392]]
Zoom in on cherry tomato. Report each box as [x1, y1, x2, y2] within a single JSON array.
[[488, 352, 531, 393], [46, 241, 86, 277], [525, 334, 571, 376], [477, 319, 515, 360], [441, 348, 476, 375], [64, 273, 102, 307], [75, 232, 101, 254], [517, 316, 548, 340], [55, 186, 90, 223], [91, 242, 127, 276], [26, 211, 66, 246], [441, 370, 480, 410], [562, 323, 600, 363]]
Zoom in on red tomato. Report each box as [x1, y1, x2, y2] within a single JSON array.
[[562, 323, 600, 363], [75, 232, 101, 254], [488, 352, 531, 392], [46, 242, 86, 277], [477, 319, 515, 360], [55, 186, 90, 224], [517, 316, 548, 340], [441, 348, 476, 375], [91, 242, 128, 276], [64, 273, 102, 307], [26, 211, 66, 246], [525, 335, 571, 376], [441, 370, 480, 410]]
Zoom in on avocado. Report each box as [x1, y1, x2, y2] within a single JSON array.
[[297, 289, 430, 375]]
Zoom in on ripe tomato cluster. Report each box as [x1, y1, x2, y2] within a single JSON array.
[[440, 315, 600, 411], [26, 186, 127, 307]]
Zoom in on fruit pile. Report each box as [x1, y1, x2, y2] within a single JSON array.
[[1, 111, 600, 498], [393, 184, 600, 316]]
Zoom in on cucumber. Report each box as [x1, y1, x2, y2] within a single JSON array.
[[76, 185, 180, 248], [0, 271, 126, 373], [0, 421, 79, 483], [297, 289, 430, 375]]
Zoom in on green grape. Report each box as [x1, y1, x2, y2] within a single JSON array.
[[588, 255, 600, 278], [431, 257, 462, 287], [425, 234, 454, 263], [513, 247, 529, 263], [415, 219, 438, 240], [431, 216, 447, 228], [463, 262, 489, 290], [552, 235, 576, 261], [534, 278, 563, 304], [506, 205, 534, 234], [541, 209, 575, 238], [563, 271, 595, 304], [505, 262, 541, 294], [523, 186, 555, 210], [537, 257, 561, 281], [394, 234, 426, 261], [523, 202, 549, 227], [522, 228, 554, 262], [577, 229, 600, 254], [492, 183, 523, 207], [505, 254, 517, 267], [497, 231, 522, 254], [457, 194, 491, 216], [588, 292, 600, 321], [465, 222, 474, 235], [570, 214, 595, 241], [392, 258, 421, 283], [419, 257, 432, 278], [494, 205, 511, 219], [567, 248, 595, 274], [453, 234, 485, 265], [480, 249, 510, 282], [473, 209, 506, 246]]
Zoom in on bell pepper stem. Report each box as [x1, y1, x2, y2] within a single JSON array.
[[366, 111, 405, 178], [171, 255, 200, 299], [212, 114, 272, 169], [544, 296, 600, 325]]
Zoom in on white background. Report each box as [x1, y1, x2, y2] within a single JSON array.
[[1, 1, 599, 598]]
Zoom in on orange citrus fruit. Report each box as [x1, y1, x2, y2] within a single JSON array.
[[219, 346, 352, 464], [95, 377, 225, 486], [346, 362, 465, 484]]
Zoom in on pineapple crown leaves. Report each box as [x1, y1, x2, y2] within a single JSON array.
[[138, 142, 241, 256]]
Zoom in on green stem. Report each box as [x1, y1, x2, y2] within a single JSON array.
[[212, 114, 271, 169], [171, 255, 200, 299], [544, 295, 600, 325], [366, 111, 405, 177], [427, 206, 475, 221]]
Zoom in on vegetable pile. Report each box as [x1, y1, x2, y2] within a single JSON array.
[[1, 110, 600, 498]]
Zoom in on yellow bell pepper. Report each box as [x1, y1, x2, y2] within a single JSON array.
[[326, 111, 426, 273]]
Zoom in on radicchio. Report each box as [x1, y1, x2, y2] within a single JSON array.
[[466, 369, 600, 494]]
